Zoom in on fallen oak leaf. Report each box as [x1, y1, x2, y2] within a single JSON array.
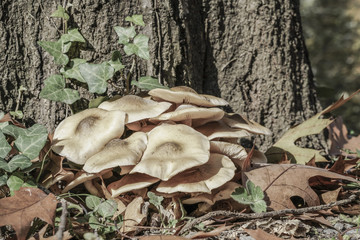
[[266, 89, 360, 164], [244, 164, 358, 210], [0, 187, 58, 240]]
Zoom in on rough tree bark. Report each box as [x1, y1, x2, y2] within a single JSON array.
[[0, 0, 323, 150]]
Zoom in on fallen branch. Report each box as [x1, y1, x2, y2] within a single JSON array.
[[56, 199, 68, 240], [179, 194, 358, 235]]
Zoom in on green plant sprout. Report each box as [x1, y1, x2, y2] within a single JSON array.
[[37, 5, 166, 113], [231, 180, 267, 213], [10, 85, 27, 119]]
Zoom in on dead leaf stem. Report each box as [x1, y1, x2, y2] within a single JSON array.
[[179, 194, 358, 235]]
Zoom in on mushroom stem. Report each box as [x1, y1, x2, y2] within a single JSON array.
[[84, 180, 101, 197]]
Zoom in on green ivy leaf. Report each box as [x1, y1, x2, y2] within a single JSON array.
[[97, 199, 117, 218], [0, 111, 9, 130], [40, 74, 80, 104], [50, 5, 70, 21], [125, 15, 145, 26], [147, 191, 163, 209], [114, 26, 136, 44], [0, 155, 32, 173], [61, 29, 86, 43], [11, 124, 48, 160], [0, 131, 11, 159], [79, 63, 115, 94], [0, 175, 7, 187], [7, 173, 36, 196], [124, 34, 149, 60], [108, 51, 124, 72], [61, 58, 87, 83], [2, 125, 26, 139], [131, 76, 168, 90], [231, 180, 267, 213], [85, 195, 101, 210], [38, 40, 69, 65]]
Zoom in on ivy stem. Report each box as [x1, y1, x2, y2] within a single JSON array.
[[126, 57, 136, 94]]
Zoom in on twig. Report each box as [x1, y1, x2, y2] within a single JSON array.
[[56, 199, 68, 240], [179, 194, 358, 235]]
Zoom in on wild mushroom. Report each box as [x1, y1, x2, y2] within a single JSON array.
[[210, 140, 248, 167], [130, 123, 210, 181], [98, 95, 172, 123], [149, 86, 228, 107], [83, 132, 148, 173], [52, 108, 126, 165], [222, 113, 272, 135], [156, 153, 236, 194], [195, 120, 250, 140], [107, 173, 159, 197], [149, 104, 224, 127]]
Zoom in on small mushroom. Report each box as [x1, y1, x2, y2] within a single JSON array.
[[222, 113, 272, 135], [195, 120, 250, 140], [156, 153, 236, 194], [52, 108, 126, 164], [150, 104, 224, 127], [107, 173, 159, 197], [149, 87, 228, 107], [83, 132, 148, 173], [98, 95, 172, 123], [130, 124, 210, 181]]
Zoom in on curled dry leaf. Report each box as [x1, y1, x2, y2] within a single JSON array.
[[0, 188, 58, 240], [244, 228, 283, 240], [122, 196, 147, 232], [244, 164, 358, 210]]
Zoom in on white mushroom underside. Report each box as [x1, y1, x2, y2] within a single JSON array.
[[156, 153, 236, 194]]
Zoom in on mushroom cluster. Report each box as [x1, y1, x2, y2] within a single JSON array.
[[52, 86, 271, 204]]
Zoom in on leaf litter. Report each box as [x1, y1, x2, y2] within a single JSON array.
[[0, 89, 359, 240]]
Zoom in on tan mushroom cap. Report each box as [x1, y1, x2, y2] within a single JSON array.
[[156, 153, 236, 194], [195, 120, 250, 140], [150, 104, 224, 127], [130, 124, 210, 181], [107, 173, 159, 197], [52, 108, 126, 165], [98, 95, 172, 123], [149, 87, 228, 107], [210, 141, 248, 167], [223, 113, 272, 135], [83, 132, 148, 173]]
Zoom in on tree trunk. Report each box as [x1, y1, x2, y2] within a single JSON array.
[[0, 0, 323, 150]]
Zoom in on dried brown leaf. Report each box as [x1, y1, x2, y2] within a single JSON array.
[[190, 224, 233, 239], [0, 188, 58, 240], [245, 164, 357, 210], [122, 196, 147, 232], [139, 236, 188, 240]]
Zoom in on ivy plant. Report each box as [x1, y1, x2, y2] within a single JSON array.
[[38, 5, 167, 110]]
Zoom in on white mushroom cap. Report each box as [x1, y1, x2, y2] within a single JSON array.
[[52, 108, 126, 165], [156, 153, 236, 194], [149, 87, 228, 107], [195, 120, 251, 140], [98, 95, 172, 123], [83, 132, 148, 173], [223, 113, 272, 135], [150, 104, 224, 127], [130, 124, 210, 181], [107, 173, 159, 197]]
